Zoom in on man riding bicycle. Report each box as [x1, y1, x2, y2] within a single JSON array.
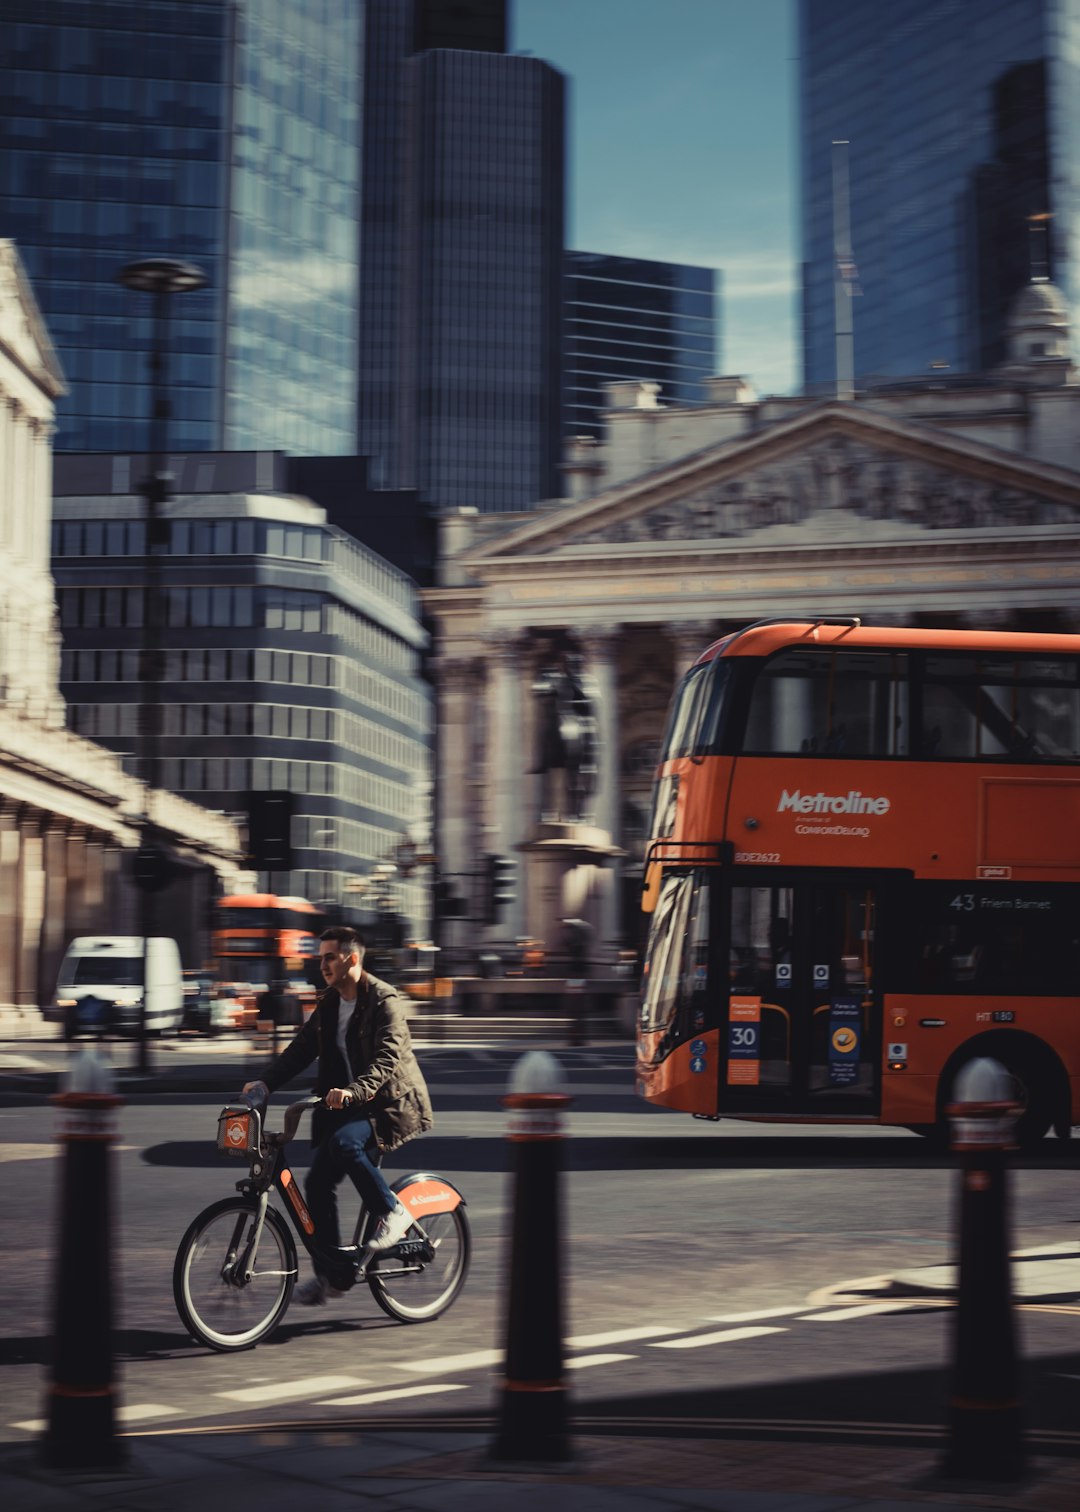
[[243, 925, 433, 1305]]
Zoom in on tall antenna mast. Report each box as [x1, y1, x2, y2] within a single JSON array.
[[832, 139, 856, 400], [1028, 211, 1051, 282]]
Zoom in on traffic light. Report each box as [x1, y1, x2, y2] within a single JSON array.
[[131, 841, 172, 893], [435, 878, 466, 920], [484, 854, 517, 924], [247, 790, 295, 873]]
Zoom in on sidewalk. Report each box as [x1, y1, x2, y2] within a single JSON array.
[[2, 1419, 1078, 1511]]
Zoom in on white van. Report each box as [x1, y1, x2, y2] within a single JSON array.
[[50, 936, 184, 1040]]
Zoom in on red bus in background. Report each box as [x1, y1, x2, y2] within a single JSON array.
[[211, 894, 320, 1025], [638, 618, 1080, 1147]]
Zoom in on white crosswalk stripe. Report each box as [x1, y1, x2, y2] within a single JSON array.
[[219, 1375, 369, 1403], [650, 1325, 787, 1350], [318, 1383, 468, 1407], [797, 1303, 912, 1322]]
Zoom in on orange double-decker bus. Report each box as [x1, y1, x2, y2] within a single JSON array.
[[637, 618, 1080, 1146], [212, 894, 320, 1019]]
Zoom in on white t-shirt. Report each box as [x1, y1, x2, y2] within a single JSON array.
[[335, 993, 357, 1080]]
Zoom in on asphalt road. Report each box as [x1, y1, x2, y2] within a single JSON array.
[[2, 1041, 1079, 1457]]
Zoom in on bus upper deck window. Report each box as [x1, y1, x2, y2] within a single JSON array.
[[743, 649, 909, 757], [921, 653, 1080, 761]]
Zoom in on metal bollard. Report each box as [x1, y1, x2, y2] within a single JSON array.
[[491, 1049, 573, 1463], [42, 1047, 125, 1469], [941, 1056, 1025, 1481]]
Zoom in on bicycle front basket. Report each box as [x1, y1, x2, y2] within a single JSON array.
[[216, 1103, 261, 1157]]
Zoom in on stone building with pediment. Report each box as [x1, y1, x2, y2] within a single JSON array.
[[0, 241, 244, 1012], [423, 278, 1080, 965]]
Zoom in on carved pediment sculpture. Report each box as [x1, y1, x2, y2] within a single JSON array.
[[573, 436, 1077, 547]]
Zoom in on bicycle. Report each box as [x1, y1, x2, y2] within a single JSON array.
[[173, 1089, 470, 1352]]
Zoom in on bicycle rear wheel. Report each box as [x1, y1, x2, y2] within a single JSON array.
[[173, 1197, 297, 1351], [367, 1205, 470, 1323]]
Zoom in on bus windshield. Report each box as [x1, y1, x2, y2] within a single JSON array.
[[658, 659, 731, 762]]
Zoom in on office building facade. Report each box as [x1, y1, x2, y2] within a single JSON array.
[[563, 252, 720, 440], [0, 0, 360, 456], [799, 0, 1080, 390], [356, 2, 566, 511], [51, 452, 433, 924]]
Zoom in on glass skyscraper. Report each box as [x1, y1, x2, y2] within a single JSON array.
[[563, 252, 720, 440], [799, 0, 1080, 391], [0, 0, 359, 456], [356, 2, 566, 511]]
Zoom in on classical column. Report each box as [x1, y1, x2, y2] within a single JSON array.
[[670, 619, 718, 681], [15, 808, 45, 1008], [579, 625, 622, 953], [486, 631, 527, 938], [64, 827, 91, 936], [38, 824, 70, 1009], [84, 837, 107, 918], [9, 401, 25, 561], [0, 401, 13, 554], [579, 626, 621, 842], [0, 804, 21, 1010], [435, 656, 483, 918]]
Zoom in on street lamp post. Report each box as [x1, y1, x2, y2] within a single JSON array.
[[117, 258, 207, 1074]]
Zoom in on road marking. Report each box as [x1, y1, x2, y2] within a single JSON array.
[[318, 1384, 467, 1407], [650, 1326, 786, 1350], [0, 1144, 60, 1164], [798, 1302, 912, 1322], [566, 1353, 636, 1370], [219, 1375, 369, 1403], [706, 1306, 804, 1324], [11, 1403, 180, 1433], [399, 1349, 501, 1375], [565, 1325, 683, 1348]]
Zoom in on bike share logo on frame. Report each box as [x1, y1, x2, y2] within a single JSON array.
[[281, 1168, 315, 1233]]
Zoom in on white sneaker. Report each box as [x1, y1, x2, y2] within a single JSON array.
[[365, 1201, 412, 1254], [294, 1275, 343, 1306]]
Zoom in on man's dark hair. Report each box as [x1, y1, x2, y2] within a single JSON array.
[[319, 926, 366, 956]]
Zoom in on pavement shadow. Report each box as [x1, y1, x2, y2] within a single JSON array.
[[424, 1344, 1080, 1455], [0, 1327, 200, 1368], [141, 1132, 1080, 1173]]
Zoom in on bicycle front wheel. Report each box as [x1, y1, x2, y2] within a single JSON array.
[[367, 1206, 471, 1323], [173, 1197, 297, 1351]]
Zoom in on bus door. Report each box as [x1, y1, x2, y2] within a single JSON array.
[[723, 875, 883, 1115]]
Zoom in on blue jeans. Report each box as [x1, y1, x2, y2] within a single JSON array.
[[304, 1112, 398, 1266]]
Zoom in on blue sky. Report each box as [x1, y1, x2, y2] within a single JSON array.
[[514, 0, 799, 396]]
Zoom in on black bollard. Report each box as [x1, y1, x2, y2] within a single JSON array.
[[492, 1049, 573, 1463], [941, 1056, 1025, 1482], [41, 1048, 125, 1469]]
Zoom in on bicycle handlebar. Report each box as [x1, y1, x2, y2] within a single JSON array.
[[277, 1094, 324, 1147], [270, 1092, 361, 1147]]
